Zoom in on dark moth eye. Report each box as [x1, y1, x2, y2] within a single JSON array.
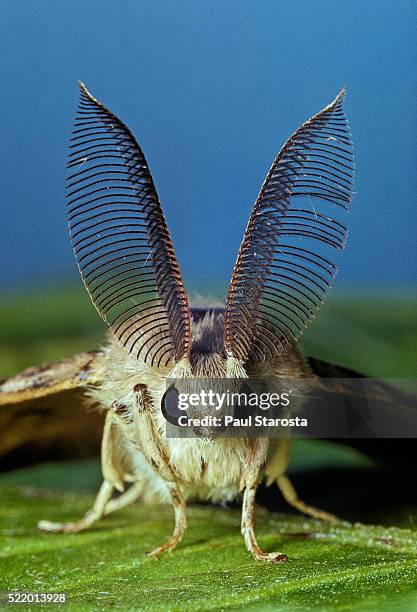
[[161, 385, 182, 427]]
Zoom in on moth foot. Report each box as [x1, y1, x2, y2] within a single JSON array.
[[146, 533, 183, 558], [252, 550, 288, 563], [38, 512, 96, 534], [245, 533, 288, 563], [38, 520, 72, 533]]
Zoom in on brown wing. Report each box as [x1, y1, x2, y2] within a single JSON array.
[[308, 357, 417, 465], [0, 352, 105, 470]]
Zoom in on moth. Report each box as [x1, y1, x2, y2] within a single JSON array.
[[0, 83, 355, 562]]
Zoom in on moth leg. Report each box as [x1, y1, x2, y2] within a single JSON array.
[[241, 440, 287, 563], [146, 483, 187, 558], [133, 384, 187, 557], [267, 438, 338, 523], [242, 487, 287, 563], [38, 480, 113, 534], [104, 481, 143, 515], [276, 474, 337, 523]]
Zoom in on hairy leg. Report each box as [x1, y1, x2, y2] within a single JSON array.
[[104, 481, 143, 515], [241, 487, 288, 563], [266, 438, 338, 523], [241, 439, 287, 562], [38, 479, 145, 534], [146, 484, 187, 557], [134, 384, 187, 557], [38, 480, 114, 533], [276, 474, 337, 522], [38, 403, 136, 534]]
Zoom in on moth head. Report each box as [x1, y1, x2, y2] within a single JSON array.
[[67, 83, 354, 387]]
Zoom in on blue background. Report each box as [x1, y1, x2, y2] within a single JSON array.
[[1, 0, 416, 297]]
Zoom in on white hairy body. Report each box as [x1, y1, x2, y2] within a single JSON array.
[[89, 309, 325, 512], [91, 312, 271, 505]]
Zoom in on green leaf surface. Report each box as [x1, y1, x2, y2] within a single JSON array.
[[1, 455, 416, 612]]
